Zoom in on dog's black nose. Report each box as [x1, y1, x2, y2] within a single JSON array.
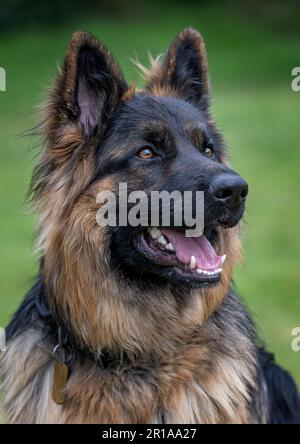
[[210, 173, 248, 208]]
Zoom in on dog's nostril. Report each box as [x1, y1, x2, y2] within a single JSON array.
[[214, 187, 232, 200], [240, 185, 248, 200]]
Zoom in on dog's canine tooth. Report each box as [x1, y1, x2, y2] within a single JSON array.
[[221, 254, 226, 265], [157, 235, 167, 245], [190, 256, 196, 269], [148, 227, 161, 239], [165, 242, 174, 251]]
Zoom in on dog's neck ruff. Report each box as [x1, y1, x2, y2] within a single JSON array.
[[35, 288, 130, 370]]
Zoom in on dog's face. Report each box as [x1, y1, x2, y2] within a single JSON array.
[[97, 94, 247, 287], [35, 29, 247, 297]]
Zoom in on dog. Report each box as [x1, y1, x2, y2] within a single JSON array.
[[1, 28, 299, 424]]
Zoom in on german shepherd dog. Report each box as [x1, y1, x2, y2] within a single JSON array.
[[1, 28, 300, 424]]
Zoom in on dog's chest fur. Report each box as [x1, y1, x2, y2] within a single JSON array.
[[1, 318, 258, 424]]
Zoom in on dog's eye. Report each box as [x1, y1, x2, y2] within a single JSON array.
[[204, 144, 214, 158], [136, 147, 157, 160]]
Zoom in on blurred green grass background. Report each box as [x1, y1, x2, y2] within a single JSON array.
[[0, 1, 299, 415]]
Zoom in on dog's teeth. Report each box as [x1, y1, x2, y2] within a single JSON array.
[[221, 254, 226, 265], [165, 242, 174, 251], [197, 268, 222, 276], [157, 235, 167, 245], [190, 256, 196, 269], [148, 227, 161, 239]]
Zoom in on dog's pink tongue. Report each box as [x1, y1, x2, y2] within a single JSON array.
[[161, 229, 223, 270]]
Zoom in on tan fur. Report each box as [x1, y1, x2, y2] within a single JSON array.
[[122, 81, 137, 101], [0, 330, 65, 423], [1, 307, 256, 423]]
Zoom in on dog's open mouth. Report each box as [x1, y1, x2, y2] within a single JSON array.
[[134, 227, 226, 284]]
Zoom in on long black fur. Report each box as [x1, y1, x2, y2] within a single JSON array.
[[259, 348, 300, 424]]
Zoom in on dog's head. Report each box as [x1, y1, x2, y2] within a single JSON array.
[[32, 29, 247, 348]]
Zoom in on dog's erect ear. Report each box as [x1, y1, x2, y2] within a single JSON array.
[[50, 32, 127, 139], [145, 28, 210, 109]]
